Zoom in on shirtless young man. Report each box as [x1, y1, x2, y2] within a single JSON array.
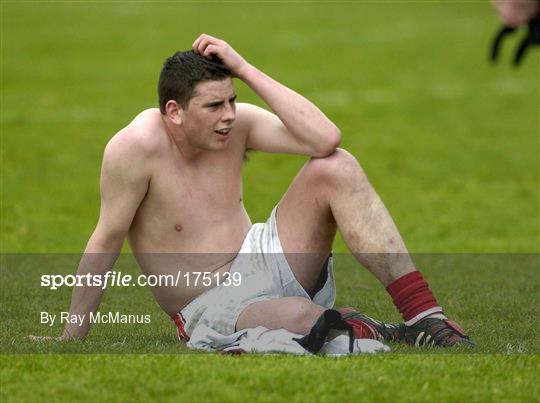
[[32, 34, 473, 347]]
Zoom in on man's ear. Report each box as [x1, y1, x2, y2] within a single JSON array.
[[165, 100, 183, 125]]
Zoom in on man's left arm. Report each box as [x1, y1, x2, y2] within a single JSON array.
[[192, 34, 341, 157]]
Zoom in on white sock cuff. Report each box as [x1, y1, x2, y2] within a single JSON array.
[[404, 307, 445, 326]]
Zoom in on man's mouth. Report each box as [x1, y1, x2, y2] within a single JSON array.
[[215, 128, 232, 136]]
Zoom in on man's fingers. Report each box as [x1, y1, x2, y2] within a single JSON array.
[[197, 37, 211, 56], [198, 37, 220, 57], [193, 33, 217, 54], [203, 44, 219, 59], [193, 33, 224, 56], [192, 33, 207, 53]]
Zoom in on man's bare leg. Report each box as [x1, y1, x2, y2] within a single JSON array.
[[237, 148, 414, 331], [276, 148, 415, 287], [236, 297, 326, 335], [237, 149, 473, 346]]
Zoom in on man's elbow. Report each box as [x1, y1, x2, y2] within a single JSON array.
[[87, 228, 126, 253], [313, 126, 341, 158]]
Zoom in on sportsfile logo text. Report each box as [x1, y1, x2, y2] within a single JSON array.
[[40, 270, 242, 290]]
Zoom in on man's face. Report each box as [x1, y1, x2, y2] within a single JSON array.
[[180, 78, 237, 151]]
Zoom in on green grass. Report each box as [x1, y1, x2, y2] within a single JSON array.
[[2, 355, 538, 402], [1, 1, 539, 402]]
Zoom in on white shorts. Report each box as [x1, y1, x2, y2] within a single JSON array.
[[171, 206, 336, 339]]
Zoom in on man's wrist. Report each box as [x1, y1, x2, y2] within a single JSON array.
[[236, 63, 257, 82]]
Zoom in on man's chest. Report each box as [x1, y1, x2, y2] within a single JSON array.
[[144, 153, 244, 218]]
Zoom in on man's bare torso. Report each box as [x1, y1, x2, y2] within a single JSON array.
[[120, 108, 252, 315]]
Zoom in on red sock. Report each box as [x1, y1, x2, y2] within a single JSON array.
[[386, 271, 443, 325]]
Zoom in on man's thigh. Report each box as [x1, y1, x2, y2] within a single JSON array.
[[276, 158, 337, 291], [236, 297, 325, 335]]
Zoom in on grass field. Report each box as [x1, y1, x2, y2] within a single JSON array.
[[1, 1, 539, 402]]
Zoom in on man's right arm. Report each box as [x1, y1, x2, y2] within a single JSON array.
[[31, 130, 151, 341], [191, 34, 340, 158]]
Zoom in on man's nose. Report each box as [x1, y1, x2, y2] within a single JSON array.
[[222, 103, 236, 123]]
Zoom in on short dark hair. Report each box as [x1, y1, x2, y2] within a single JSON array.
[[158, 51, 232, 113]]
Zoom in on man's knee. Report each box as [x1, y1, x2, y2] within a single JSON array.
[[306, 148, 367, 186], [286, 298, 325, 335]]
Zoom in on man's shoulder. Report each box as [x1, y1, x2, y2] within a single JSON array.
[[105, 109, 165, 158], [234, 103, 274, 138], [236, 102, 266, 118], [235, 102, 276, 127]]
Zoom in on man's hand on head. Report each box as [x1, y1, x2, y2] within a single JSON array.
[[192, 34, 252, 79]]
